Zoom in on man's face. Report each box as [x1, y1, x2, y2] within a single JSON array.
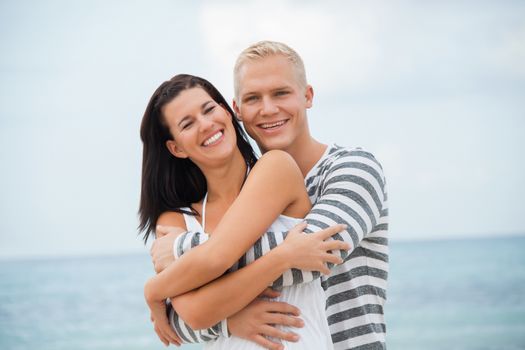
[[234, 55, 313, 153]]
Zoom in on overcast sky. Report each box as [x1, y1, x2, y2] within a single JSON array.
[[1, 0, 524, 258]]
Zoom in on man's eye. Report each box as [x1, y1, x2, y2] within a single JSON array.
[[244, 96, 258, 103], [275, 90, 289, 96]]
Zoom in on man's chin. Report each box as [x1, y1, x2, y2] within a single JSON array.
[[256, 139, 290, 153]]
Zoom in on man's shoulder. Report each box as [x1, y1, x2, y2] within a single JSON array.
[[321, 144, 383, 172], [306, 144, 386, 188]]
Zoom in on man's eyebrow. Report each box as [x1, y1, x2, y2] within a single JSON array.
[[241, 91, 257, 98], [271, 85, 291, 91], [242, 86, 291, 98]]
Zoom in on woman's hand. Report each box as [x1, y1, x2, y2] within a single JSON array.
[[145, 279, 182, 347], [279, 222, 350, 275]]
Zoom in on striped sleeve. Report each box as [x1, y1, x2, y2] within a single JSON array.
[[167, 301, 227, 344], [168, 231, 225, 344], [303, 149, 386, 262], [173, 229, 315, 289]]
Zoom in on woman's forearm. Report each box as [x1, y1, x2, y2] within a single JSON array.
[[145, 151, 308, 302], [170, 244, 292, 330], [144, 240, 227, 302]]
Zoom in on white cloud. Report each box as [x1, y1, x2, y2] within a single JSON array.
[[198, 0, 525, 102]]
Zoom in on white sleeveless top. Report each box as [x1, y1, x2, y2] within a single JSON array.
[[181, 194, 333, 350]]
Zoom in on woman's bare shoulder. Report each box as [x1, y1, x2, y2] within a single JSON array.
[[157, 211, 186, 229], [250, 150, 300, 177]]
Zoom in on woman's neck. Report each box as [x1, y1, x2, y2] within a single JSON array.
[[199, 150, 248, 204]]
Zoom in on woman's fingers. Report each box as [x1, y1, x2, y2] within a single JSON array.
[[323, 239, 351, 251], [290, 221, 308, 233], [315, 224, 347, 240], [323, 252, 344, 265]]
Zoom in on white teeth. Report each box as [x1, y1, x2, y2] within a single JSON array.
[[261, 120, 285, 129], [203, 131, 223, 146]]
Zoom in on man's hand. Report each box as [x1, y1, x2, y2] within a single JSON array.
[[150, 226, 186, 274], [146, 295, 182, 347], [228, 289, 304, 350]]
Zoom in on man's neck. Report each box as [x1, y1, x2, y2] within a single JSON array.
[[285, 138, 327, 178]]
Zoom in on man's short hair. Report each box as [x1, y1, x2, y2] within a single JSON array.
[[234, 40, 308, 101]]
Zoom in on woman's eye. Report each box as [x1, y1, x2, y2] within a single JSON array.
[[181, 121, 193, 129], [244, 96, 258, 103], [204, 105, 216, 114]]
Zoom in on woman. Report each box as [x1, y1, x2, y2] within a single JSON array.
[[139, 74, 347, 349]]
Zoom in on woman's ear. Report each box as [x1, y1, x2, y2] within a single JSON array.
[[166, 140, 188, 159]]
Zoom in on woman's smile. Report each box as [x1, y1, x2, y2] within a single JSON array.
[[202, 130, 224, 147]]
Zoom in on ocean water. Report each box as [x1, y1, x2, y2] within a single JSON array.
[[0, 235, 524, 350]]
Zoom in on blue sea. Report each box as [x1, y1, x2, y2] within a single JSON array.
[[1, 235, 524, 350]]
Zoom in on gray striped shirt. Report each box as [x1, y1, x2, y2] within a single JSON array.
[[169, 144, 389, 349]]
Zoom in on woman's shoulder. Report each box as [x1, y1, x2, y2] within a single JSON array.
[[157, 210, 187, 228], [252, 150, 299, 174], [258, 149, 294, 162]]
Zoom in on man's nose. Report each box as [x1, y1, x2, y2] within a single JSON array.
[[261, 96, 279, 116]]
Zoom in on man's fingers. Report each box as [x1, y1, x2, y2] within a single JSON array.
[[149, 240, 157, 256], [154, 325, 169, 346], [251, 334, 284, 350], [156, 225, 169, 238], [262, 300, 300, 316], [259, 288, 280, 298], [260, 324, 300, 342], [159, 320, 180, 345], [264, 312, 304, 328]]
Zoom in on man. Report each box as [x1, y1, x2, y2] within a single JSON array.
[[152, 41, 388, 349]]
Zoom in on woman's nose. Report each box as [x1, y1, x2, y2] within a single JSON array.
[[198, 114, 214, 131]]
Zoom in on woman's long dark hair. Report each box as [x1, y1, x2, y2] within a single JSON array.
[[139, 74, 258, 243]]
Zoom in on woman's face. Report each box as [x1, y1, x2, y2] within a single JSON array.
[[162, 87, 238, 168]]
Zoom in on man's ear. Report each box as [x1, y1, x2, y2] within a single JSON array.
[[232, 99, 242, 121], [166, 140, 188, 159], [305, 85, 314, 109]]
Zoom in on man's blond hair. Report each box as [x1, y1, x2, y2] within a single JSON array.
[[234, 40, 307, 101]]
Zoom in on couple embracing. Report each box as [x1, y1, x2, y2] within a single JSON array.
[[139, 41, 389, 350]]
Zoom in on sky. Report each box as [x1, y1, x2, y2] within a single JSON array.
[[0, 0, 524, 259]]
